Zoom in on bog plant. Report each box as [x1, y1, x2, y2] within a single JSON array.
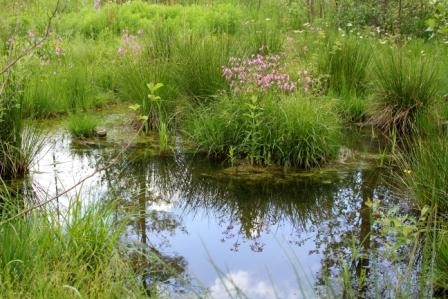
[[403, 138, 448, 212], [0, 196, 148, 298], [129, 82, 166, 132], [320, 37, 371, 97], [185, 94, 341, 168], [369, 50, 438, 134], [67, 114, 99, 138]]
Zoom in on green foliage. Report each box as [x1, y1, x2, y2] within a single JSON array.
[[436, 231, 448, 292], [67, 114, 99, 138], [185, 94, 341, 168], [158, 120, 171, 154], [369, 49, 439, 134], [337, 95, 369, 122], [403, 138, 448, 212], [58, 2, 244, 38], [0, 74, 44, 180], [331, 0, 431, 35], [320, 37, 372, 97], [0, 197, 148, 298], [426, 0, 448, 38], [175, 34, 229, 102]]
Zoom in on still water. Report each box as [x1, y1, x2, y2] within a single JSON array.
[[28, 112, 413, 298]]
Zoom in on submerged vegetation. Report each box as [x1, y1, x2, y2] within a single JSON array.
[[1, 0, 448, 297]]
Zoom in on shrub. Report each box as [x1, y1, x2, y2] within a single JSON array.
[[67, 114, 99, 138], [185, 94, 341, 168], [369, 50, 438, 134]]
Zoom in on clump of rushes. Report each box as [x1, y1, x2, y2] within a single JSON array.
[[67, 114, 99, 138], [369, 50, 438, 134], [0, 196, 147, 298], [320, 37, 372, 97], [403, 138, 448, 212], [185, 94, 341, 169]]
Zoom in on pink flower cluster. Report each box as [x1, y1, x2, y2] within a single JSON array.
[[117, 30, 142, 56], [222, 53, 296, 94]]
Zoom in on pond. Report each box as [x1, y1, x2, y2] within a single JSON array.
[[24, 110, 414, 298]]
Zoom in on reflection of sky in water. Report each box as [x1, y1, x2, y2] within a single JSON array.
[[28, 117, 409, 298]]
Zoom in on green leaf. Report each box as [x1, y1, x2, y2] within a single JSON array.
[[128, 104, 141, 111]]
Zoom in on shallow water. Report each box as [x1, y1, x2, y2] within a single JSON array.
[[24, 111, 413, 298]]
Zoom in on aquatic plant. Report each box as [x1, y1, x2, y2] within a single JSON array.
[[175, 34, 229, 102], [158, 120, 171, 154], [67, 114, 99, 138], [185, 94, 341, 168], [369, 50, 438, 134]]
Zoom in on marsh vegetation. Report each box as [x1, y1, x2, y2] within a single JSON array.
[[1, 0, 448, 298]]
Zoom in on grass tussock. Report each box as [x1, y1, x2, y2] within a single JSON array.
[[67, 114, 99, 138], [369, 50, 439, 134], [435, 231, 448, 293], [0, 197, 148, 298], [403, 138, 448, 212], [321, 37, 372, 97], [185, 94, 341, 168]]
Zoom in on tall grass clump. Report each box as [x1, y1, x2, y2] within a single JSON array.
[[402, 138, 448, 212], [320, 37, 372, 97], [369, 50, 438, 134], [67, 114, 99, 138], [0, 75, 44, 180], [0, 197, 148, 298], [185, 94, 341, 168], [22, 63, 98, 118], [175, 34, 229, 102]]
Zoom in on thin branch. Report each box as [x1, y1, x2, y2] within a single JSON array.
[[0, 123, 145, 226], [0, 0, 61, 76]]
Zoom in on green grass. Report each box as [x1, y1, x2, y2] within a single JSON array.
[[175, 33, 229, 102], [369, 49, 439, 134], [319, 36, 372, 97], [185, 93, 342, 168], [0, 194, 149, 298], [435, 230, 448, 294], [403, 138, 448, 212], [67, 114, 99, 138]]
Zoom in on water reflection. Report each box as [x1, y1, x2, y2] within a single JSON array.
[[26, 121, 410, 298]]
